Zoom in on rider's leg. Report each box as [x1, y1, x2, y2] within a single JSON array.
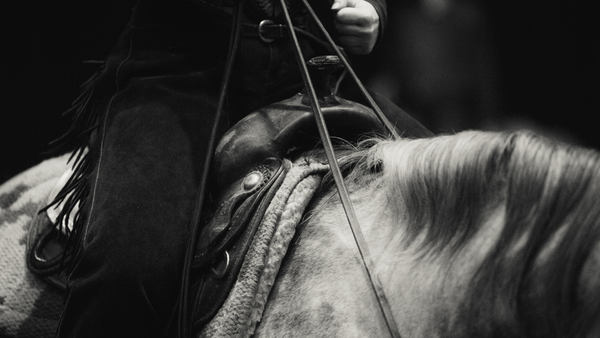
[[54, 4, 228, 337]]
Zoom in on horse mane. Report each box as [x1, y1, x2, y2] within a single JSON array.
[[333, 130, 600, 337]]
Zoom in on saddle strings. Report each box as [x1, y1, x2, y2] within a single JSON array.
[[279, 1, 402, 337]]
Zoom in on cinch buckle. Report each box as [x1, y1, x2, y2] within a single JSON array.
[[258, 19, 275, 43]]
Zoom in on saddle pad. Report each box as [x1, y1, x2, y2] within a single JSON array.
[[0, 154, 327, 338], [0, 155, 70, 338], [199, 157, 328, 337]]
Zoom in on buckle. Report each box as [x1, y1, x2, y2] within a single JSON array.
[[258, 19, 275, 43]]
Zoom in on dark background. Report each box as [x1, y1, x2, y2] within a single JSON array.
[[1, 0, 598, 183]]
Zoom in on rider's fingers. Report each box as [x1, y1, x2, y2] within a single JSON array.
[[335, 7, 375, 27], [331, 0, 379, 55], [335, 18, 376, 36]]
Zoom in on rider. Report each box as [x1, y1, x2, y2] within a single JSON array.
[[47, 0, 431, 337]]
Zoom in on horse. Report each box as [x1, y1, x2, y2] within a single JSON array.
[[1, 129, 599, 337], [256, 129, 600, 337]]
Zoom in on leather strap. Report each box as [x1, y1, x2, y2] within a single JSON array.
[[193, 158, 286, 270], [191, 158, 288, 328], [178, 1, 246, 337], [242, 21, 288, 41]]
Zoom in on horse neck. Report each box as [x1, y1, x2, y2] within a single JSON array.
[[315, 175, 529, 338], [258, 173, 508, 337], [378, 191, 508, 337], [256, 178, 399, 337]]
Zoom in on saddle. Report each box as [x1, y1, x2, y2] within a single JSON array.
[[25, 58, 393, 328]]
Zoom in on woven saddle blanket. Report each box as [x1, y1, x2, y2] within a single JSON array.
[[0, 153, 327, 338]]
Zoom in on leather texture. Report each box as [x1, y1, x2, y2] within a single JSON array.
[[211, 91, 387, 194], [191, 158, 288, 327]]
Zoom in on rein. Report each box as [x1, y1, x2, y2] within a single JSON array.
[[279, 1, 401, 337], [178, 1, 247, 337]]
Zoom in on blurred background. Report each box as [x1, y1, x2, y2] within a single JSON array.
[[1, 0, 598, 182]]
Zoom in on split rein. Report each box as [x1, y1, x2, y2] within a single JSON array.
[[281, 1, 401, 337]]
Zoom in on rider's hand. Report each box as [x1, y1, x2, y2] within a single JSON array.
[[331, 0, 380, 55]]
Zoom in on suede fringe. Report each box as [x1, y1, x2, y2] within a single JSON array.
[[40, 65, 104, 272]]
